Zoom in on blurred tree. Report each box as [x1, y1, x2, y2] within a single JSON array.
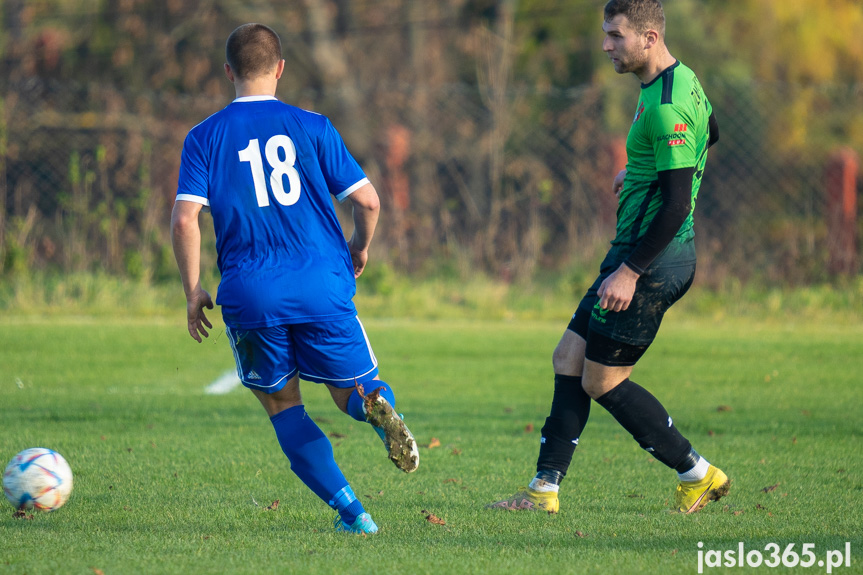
[[0, 0, 860, 283]]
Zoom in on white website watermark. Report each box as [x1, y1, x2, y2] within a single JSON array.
[[697, 542, 852, 574]]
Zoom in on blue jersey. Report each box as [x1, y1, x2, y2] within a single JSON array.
[[176, 96, 368, 329]]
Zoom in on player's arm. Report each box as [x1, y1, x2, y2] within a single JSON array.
[[346, 182, 381, 278], [597, 168, 694, 311], [171, 199, 213, 342], [708, 111, 719, 148], [622, 167, 694, 275]]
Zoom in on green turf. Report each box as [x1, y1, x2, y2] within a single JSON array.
[[0, 314, 861, 574]]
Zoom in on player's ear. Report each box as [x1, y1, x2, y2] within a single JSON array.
[[275, 59, 285, 80], [643, 29, 659, 50], [224, 63, 235, 83]]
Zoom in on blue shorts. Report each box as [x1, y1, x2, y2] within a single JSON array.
[[226, 316, 379, 393]]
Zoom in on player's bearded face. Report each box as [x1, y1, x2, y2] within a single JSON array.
[[602, 16, 649, 75]]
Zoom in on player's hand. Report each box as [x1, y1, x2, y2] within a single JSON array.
[[186, 286, 214, 343], [612, 169, 627, 197], [596, 263, 639, 312], [348, 238, 369, 278]]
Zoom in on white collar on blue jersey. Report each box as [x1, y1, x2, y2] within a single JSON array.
[[232, 95, 278, 103]]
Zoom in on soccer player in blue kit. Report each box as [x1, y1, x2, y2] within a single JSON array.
[[172, 23, 418, 534]]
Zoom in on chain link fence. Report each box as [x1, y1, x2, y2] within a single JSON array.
[[1, 4, 860, 286]]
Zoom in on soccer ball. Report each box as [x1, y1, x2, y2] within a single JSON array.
[[3, 448, 73, 512]]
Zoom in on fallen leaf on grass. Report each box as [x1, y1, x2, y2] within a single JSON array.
[[427, 438, 441, 449], [707, 430, 715, 436], [443, 478, 460, 483], [761, 483, 780, 493], [791, 436, 797, 444], [755, 503, 767, 510], [328, 432, 347, 439], [12, 510, 33, 520], [626, 494, 644, 499], [421, 510, 446, 525], [733, 511, 744, 516], [671, 549, 678, 556], [574, 531, 586, 538], [451, 448, 462, 455], [524, 423, 534, 433], [717, 405, 732, 412], [91, 568, 105, 575], [265, 500, 279, 511]]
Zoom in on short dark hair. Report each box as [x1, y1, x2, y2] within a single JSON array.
[[226, 23, 282, 80], [604, 0, 665, 37]]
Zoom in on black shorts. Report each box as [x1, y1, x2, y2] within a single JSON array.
[[567, 241, 696, 366]]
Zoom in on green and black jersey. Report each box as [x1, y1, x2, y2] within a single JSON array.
[[614, 60, 712, 247]]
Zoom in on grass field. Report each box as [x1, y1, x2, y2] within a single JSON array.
[[1, 313, 861, 574]]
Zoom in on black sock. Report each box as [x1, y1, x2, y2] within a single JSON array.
[[536, 374, 592, 481], [594, 378, 692, 471], [676, 448, 701, 474]]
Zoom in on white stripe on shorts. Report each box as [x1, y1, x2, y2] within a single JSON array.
[[298, 316, 378, 383], [226, 326, 296, 390]]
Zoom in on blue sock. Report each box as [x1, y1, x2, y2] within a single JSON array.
[[269, 405, 365, 524], [329, 486, 366, 526], [346, 380, 396, 423]]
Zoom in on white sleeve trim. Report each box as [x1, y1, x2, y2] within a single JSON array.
[[175, 194, 210, 206], [335, 178, 370, 203]]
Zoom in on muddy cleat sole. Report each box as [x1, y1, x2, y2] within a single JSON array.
[[674, 465, 730, 513], [334, 512, 379, 534], [486, 487, 559, 514], [364, 388, 419, 473]]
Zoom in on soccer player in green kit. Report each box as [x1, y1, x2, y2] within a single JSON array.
[[489, 0, 728, 514]]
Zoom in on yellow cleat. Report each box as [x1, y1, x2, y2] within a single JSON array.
[[486, 487, 560, 514], [674, 465, 730, 513]]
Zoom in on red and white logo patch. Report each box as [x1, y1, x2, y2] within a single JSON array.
[[667, 139, 686, 146], [633, 101, 645, 123], [674, 123, 688, 132]]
